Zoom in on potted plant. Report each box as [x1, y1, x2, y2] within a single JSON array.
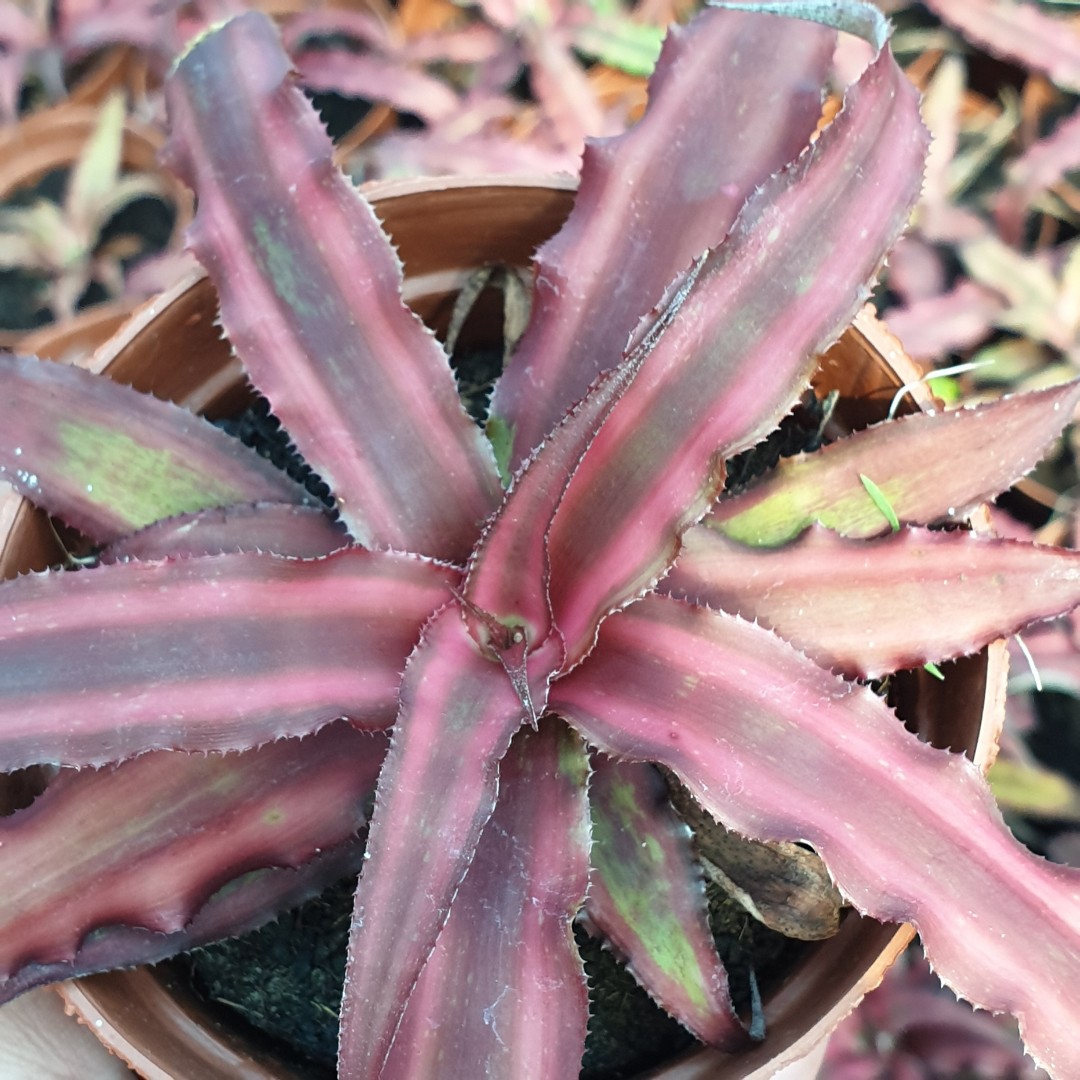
[[0, 182, 969, 1080], [2, 2, 1080, 1077], [0, 91, 192, 344]]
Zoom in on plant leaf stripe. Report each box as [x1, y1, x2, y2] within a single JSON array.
[[490, 10, 835, 466], [164, 12, 502, 560], [0, 724, 383, 980], [340, 606, 529, 1075], [545, 42, 929, 668], [0, 549, 456, 767]]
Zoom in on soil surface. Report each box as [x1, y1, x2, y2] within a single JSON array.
[[182, 859, 808, 1078]]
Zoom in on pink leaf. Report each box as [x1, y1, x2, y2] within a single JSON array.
[[103, 503, 348, 561], [521, 25, 609, 151], [706, 379, 1080, 547], [0, 548, 455, 767], [550, 595, 1080, 1077], [385, 720, 591, 1078], [338, 605, 528, 1078], [668, 525, 1080, 679], [55, 0, 178, 59], [0, 354, 307, 542], [489, 7, 834, 464], [886, 237, 948, 305], [825, 950, 1048, 1080], [1005, 107, 1080, 205], [545, 30, 927, 667], [923, 0, 1080, 92], [586, 756, 747, 1048], [0, 2, 45, 120], [0, 722, 382, 998], [464, 317, 678, 672], [292, 48, 462, 123], [163, 12, 502, 560], [883, 281, 1003, 361], [281, 8, 394, 54]]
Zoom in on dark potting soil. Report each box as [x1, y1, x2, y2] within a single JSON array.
[[181, 854, 808, 1077], [723, 389, 833, 493], [212, 394, 336, 510]]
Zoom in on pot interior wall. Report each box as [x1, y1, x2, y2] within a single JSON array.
[[0, 179, 996, 1079]]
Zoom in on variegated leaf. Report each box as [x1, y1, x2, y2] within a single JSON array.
[[0, 354, 307, 542], [339, 605, 528, 1079], [550, 594, 1080, 1078], [163, 12, 502, 560], [667, 525, 1080, 679], [0, 548, 455, 767], [0, 723, 382, 1000], [384, 720, 591, 1079], [586, 757, 747, 1048], [707, 379, 1080, 546], [545, 14, 927, 668], [490, 6, 834, 464], [464, 285, 699, 673]]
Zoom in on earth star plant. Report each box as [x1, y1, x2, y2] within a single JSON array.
[[3, 2, 1080, 1076]]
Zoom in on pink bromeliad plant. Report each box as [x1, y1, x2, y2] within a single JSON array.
[[4, 1, 1080, 1075]]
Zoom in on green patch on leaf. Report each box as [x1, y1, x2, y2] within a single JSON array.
[[859, 473, 900, 532], [253, 218, 314, 318], [58, 420, 249, 529], [486, 415, 516, 489], [715, 486, 819, 547], [557, 734, 592, 787], [590, 777, 712, 1014]]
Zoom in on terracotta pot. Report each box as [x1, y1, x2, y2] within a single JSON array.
[[66, 46, 153, 109], [10, 299, 138, 363], [0, 177, 1006, 1078]]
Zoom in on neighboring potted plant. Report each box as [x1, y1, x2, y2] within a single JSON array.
[[0, 92, 191, 343], [2, 3, 1080, 1078]]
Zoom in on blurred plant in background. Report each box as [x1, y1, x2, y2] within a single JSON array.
[[0, 93, 171, 318], [0, 0, 673, 335], [822, 945, 1052, 1080]]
